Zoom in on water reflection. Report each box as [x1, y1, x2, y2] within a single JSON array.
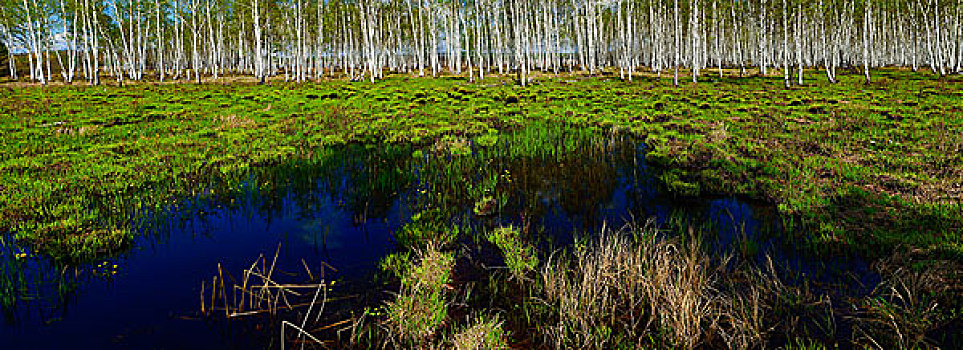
[[0, 129, 873, 349]]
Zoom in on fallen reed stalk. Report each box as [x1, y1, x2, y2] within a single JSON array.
[[201, 243, 334, 348]]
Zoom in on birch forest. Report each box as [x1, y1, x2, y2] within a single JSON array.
[[3, 0, 963, 86], [4, 0, 963, 348]]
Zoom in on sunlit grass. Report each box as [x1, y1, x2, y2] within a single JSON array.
[[0, 69, 960, 260]]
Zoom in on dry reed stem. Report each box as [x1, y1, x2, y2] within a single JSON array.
[[538, 220, 824, 350], [200, 243, 333, 348]]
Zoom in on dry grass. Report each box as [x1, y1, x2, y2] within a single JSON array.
[[217, 114, 256, 130], [707, 122, 730, 143], [537, 221, 832, 350], [539, 220, 720, 349], [451, 314, 510, 350], [714, 255, 836, 350], [200, 244, 327, 318], [199, 244, 341, 349], [639, 231, 719, 349], [55, 125, 101, 137], [853, 264, 947, 349]]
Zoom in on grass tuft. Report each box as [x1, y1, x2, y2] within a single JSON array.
[[486, 225, 538, 280], [450, 314, 511, 350], [385, 245, 456, 345], [853, 266, 947, 349], [538, 221, 835, 350]]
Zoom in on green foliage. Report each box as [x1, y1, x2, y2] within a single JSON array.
[[486, 226, 538, 279], [0, 70, 960, 262], [472, 196, 497, 216], [783, 339, 830, 350], [474, 132, 499, 148], [379, 251, 413, 281], [395, 210, 458, 250], [385, 247, 456, 345], [469, 171, 505, 217]]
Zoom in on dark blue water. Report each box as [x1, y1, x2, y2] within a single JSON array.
[[1, 185, 407, 349], [0, 141, 876, 349]]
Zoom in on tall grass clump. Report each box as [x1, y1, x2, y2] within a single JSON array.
[[537, 221, 833, 350], [395, 210, 458, 250], [384, 245, 456, 346], [853, 265, 947, 349], [486, 225, 538, 280], [539, 221, 720, 349], [450, 314, 511, 350]]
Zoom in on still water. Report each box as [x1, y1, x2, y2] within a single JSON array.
[[0, 130, 875, 349]]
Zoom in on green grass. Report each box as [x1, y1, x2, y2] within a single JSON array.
[[384, 246, 455, 345], [394, 210, 459, 250], [0, 69, 961, 261], [359, 216, 960, 349], [486, 225, 538, 279]]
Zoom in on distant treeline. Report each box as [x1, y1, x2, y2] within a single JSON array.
[[1, 0, 962, 85]]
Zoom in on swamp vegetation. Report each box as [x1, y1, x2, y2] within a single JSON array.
[[0, 69, 961, 349]]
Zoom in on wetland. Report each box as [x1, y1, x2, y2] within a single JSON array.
[[1, 70, 961, 349]]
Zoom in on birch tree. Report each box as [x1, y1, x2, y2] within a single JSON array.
[[2, 0, 959, 85]]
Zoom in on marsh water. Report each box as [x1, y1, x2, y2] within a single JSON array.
[[1, 128, 877, 349]]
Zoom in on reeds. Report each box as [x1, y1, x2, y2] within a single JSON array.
[[190, 222, 957, 350], [200, 244, 335, 349], [0, 235, 22, 310], [201, 246, 333, 318], [853, 265, 945, 349], [537, 220, 832, 350], [539, 220, 719, 349]]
